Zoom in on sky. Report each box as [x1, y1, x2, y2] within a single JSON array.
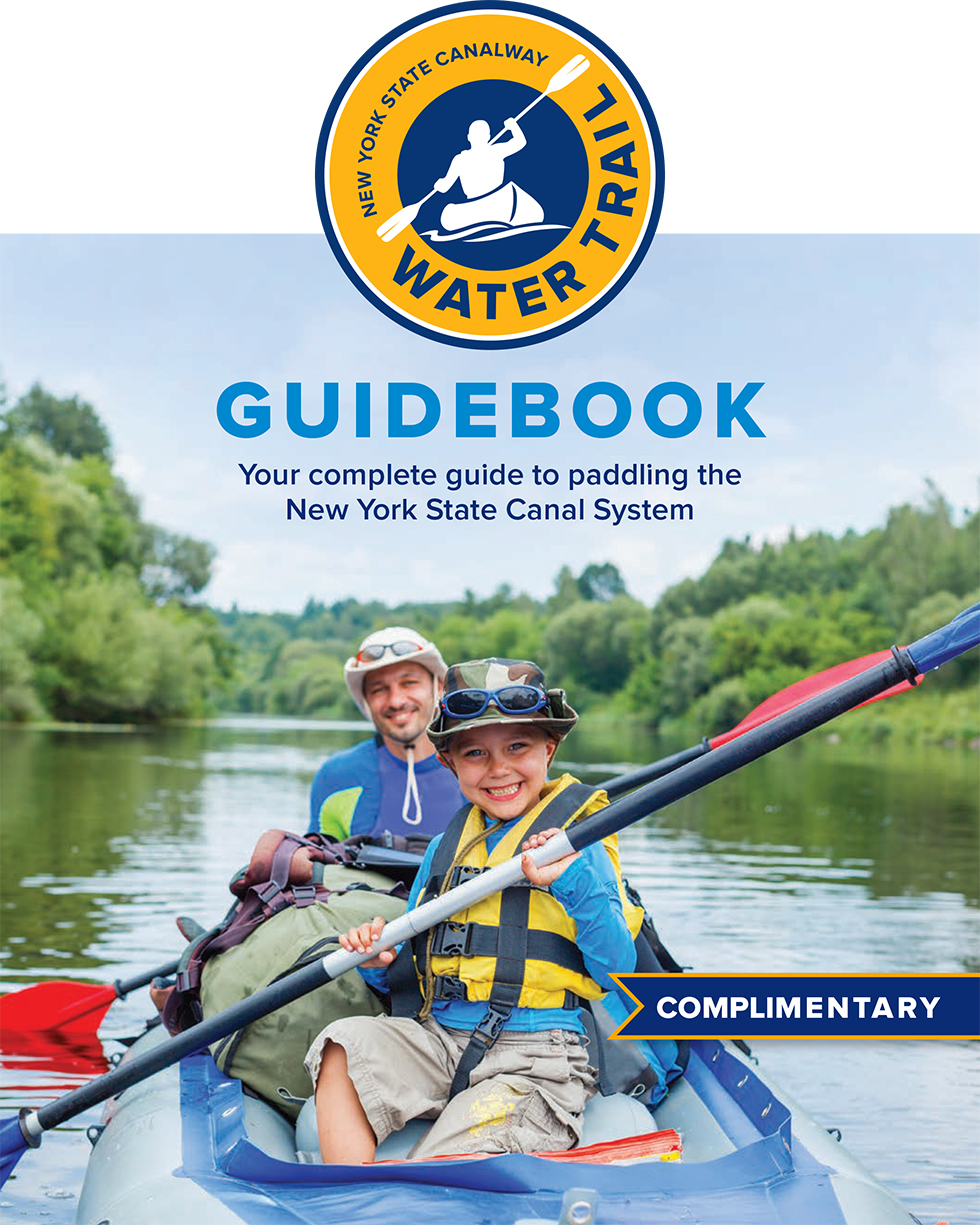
[[1, 233, 976, 612]]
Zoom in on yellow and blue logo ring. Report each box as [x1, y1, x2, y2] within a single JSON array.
[[315, 1, 664, 348]]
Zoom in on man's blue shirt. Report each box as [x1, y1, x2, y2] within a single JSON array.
[[308, 738, 465, 841]]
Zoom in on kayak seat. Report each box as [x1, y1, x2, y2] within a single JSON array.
[[293, 1091, 655, 1161]]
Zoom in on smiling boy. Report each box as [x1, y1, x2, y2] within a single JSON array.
[[305, 658, 641, 1163]]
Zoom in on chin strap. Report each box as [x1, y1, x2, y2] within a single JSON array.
[[401, 743, 423, 826]]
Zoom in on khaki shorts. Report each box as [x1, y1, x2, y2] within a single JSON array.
[[305, 1014, 596, 1159]]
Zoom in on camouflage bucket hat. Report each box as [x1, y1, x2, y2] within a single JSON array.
[[427, 658, 578, 748]]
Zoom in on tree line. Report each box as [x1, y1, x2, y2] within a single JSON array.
[[1, 383, 233, 721], [222, 494, 978, 741], [2, 384, 977, 738]]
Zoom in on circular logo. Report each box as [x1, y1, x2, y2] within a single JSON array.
[[316, 2, 664, 348]]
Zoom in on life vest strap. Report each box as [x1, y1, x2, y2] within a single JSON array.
[[447, 877, 530, 1099], [428, 921, 586, 975]]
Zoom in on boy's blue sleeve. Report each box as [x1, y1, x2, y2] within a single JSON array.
[[549, 843, 636, 992], [406, 834, 441, 909], [355, 833, 442, 993]]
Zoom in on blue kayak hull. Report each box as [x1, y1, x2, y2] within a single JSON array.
[[76, 1032, 916, 1224]]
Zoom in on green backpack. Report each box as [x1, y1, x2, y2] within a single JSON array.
[[165, 835, 409, 1120]]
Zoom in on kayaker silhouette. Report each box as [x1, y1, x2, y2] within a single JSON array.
[[432, 116, 544, 233]]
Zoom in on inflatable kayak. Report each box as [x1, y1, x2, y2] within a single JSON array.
[[75, 1024, 918, 1225]]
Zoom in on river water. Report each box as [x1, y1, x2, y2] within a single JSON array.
[[1, 718, 977, 1223]]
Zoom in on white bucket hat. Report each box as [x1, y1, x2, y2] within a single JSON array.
[[344, 626, 448, 720]]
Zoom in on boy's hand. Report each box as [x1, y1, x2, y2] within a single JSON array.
[[338, 916, 396, 967], [521, 828, 581, 887]]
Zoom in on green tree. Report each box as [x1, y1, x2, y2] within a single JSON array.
[[868, 482, 976, 624], [542, 596, 650, 696], [141, 528, 216, 600], [0, 435, 104, 585], [0, 576, 46, 720], [547, 565, 581, 612], [577, 562, 627, 602], [655, 616, 713, 718], [1, 383, 225, 722], [2, 383, 112, 460], [264, 641, 347, 716], [36, 573, 222, 721]]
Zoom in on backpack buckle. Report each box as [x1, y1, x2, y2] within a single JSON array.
[[253, 880, 288, 912], [291, 884, 317, 908], [175, 968, 198, 993]]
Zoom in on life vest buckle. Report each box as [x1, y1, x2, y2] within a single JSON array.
[[432, 975, 468, 1001], [449, 864, 484, 889], [431, 921, 473, 957], [473, 1003, 511, 1046]]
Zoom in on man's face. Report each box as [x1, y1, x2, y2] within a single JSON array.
[[362, 661, 436, 747]]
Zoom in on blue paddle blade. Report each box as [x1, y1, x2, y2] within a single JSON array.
[[0, 1114, 31, 1186]]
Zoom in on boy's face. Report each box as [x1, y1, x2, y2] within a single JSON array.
[[446, 722, 556, 821]]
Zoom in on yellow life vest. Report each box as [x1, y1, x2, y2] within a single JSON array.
[[418, 773, 644, 1011]]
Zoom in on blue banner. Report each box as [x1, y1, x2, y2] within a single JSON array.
[[610, 973, 980, 1039]]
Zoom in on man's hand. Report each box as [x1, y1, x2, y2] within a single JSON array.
[[521, 827, 580, 887], [433, 176, 450, 193], [338, 915, 396, 967]]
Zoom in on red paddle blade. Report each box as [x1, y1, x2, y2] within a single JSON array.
[[710, 650, 914, 749], [0, 981, 117, 1035]]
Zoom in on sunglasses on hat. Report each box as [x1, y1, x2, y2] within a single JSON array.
[[355, 639, 424, 664], [441, 684, 548, 720]]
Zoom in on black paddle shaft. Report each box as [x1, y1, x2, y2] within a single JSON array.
[[113, 958, 180, 999], [604, 742, 710, 799]]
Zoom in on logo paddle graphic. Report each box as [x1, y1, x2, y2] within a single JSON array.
[[315, 3, 664, 348]]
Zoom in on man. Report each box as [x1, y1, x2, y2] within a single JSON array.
[[308, 626, 465, 842]]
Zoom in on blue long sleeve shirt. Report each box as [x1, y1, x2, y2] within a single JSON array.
[[360, 812, 637, 1034], [308, 739, 464, 841]]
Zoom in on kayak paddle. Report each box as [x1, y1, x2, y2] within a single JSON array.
[[1, 601, 974, 1184], [375, 54, 590, 243], [0, 960, 179, 1036]]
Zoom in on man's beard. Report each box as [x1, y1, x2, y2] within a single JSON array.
[[380, 707, 424, 745]]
